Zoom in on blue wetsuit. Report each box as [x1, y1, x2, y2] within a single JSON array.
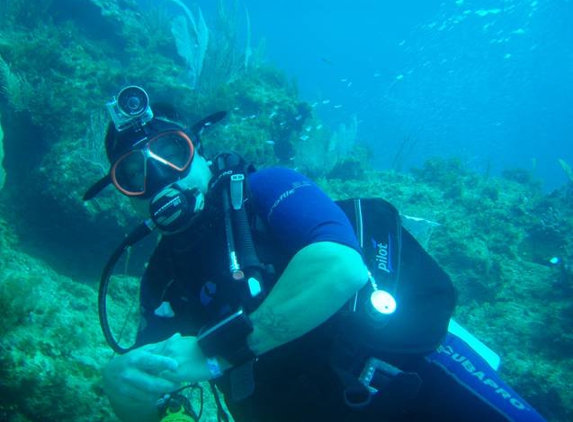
[[136, 168, 546, 422]]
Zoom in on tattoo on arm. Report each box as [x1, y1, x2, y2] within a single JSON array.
[[253, 307, 297, 345]]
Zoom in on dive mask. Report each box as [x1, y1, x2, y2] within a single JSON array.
[[110, 129, 195, 198]]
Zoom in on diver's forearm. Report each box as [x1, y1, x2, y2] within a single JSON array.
[[247, 242, 367, 355]]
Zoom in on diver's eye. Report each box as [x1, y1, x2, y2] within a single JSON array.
[[114, 151, 146, 191]]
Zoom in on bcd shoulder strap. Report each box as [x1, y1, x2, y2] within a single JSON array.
[[336, 198, 457, 355]]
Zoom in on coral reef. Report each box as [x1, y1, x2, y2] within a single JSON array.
[[0, 204, 224, 421], [0, 1, 571, 422]]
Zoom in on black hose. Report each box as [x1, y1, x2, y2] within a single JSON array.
[[233, 206, 261, 272], [98, 240, 132, 354], [98, 220, 155, 354]]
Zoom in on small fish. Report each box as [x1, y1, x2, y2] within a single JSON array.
[[305, 126, 312, 132], [396, 74, 404, 80], [299, 135, 310, 141], [249, 114, 257, 119], [294, 115, 303, 121], [233, 107, 240, 111], [265, 140, 276, 145], [334, 104, 343, 109], [322, 99, 331, 105], [280, 121, 286, 127], [204, 122, 212, 127], [311, 102, 318, 108], [316, 124, 323, 130], [340, 78, 348, 82], [347, 82, 353, 87], [475, 8, 501, 17], [269, 111, 277, 118]]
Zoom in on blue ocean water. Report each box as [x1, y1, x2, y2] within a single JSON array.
[[197, 0, 573, 190]]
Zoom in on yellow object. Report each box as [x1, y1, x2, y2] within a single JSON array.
[[160, 405, 195, 422]]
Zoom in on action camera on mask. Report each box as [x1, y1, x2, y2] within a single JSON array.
[[106, 85, 154, 132]]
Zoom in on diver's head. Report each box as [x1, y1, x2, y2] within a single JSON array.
[[84, 86, 219, 201], [83, 86, 224, 233], [105, 115, 213, 227]]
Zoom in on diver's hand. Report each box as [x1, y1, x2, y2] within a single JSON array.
[[102, 340, 181, 422], [157, 333, 219, 384]]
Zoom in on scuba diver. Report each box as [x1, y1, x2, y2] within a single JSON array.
[[85, 86, 548, 422]]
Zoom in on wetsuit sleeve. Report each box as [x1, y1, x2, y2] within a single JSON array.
[[248, 167, 361, 256]]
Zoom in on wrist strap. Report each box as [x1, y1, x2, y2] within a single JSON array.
[[221, 340, 257, 367], [198, 309, 257, 368]]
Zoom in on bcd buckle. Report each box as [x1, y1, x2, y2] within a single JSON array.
[[343, 357, 422, 410]]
